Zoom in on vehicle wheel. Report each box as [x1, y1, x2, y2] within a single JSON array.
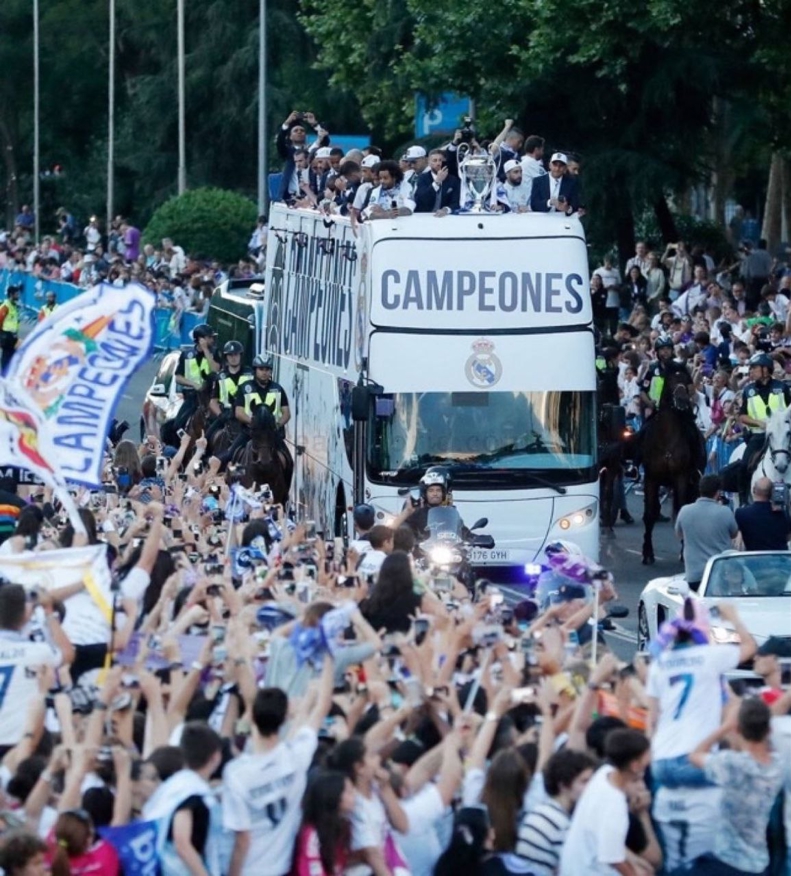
[[637, 604, 650, 651]]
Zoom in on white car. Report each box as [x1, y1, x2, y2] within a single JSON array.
[[141, 351, 183, 439], [637, 551, 791, 654]]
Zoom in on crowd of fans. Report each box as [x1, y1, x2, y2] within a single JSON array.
[[595, 236, 791, 475], [0, 211, 265, 325], [274, 111, 583, 218], [0, 424, 784, 876]]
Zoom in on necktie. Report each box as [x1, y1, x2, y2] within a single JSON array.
[[552, 178, 560, 201], [433, 180, 443, 211]]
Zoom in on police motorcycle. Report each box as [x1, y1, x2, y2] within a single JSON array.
[[409, 498, 495, 594]]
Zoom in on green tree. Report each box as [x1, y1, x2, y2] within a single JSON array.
[[143, 186, 257, 262]]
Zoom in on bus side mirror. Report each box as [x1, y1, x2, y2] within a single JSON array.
[[352, 383, 385, 422], [351, 385, 370, 422]]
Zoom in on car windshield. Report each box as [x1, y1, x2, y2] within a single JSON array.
[[368, 390, 595, 485], [705, 554, 791, 598]]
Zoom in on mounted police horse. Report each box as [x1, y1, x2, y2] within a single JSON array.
[[228, 405, 293, 505], [640, 370, 706, 564], [729, 406, 791, 501]]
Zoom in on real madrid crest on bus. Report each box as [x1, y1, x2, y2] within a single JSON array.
[[465, 338, 502, 388]]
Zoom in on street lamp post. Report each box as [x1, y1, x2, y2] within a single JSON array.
[[107, 0, 116, 228], [33, 0, 40, 243], [177, 0, 186, 194], [257, 0, 267, 214]]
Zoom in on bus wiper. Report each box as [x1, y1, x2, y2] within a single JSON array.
[[450, 462, 568, 494]]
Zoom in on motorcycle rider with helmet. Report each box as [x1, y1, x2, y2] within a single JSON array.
[[397, 467, 474, 540], [206, 340, 251, 445], [166, 323, 219, 440]]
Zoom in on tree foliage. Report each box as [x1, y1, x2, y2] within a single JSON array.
[[143, 187, 257, 263], [300, 0, 786, 259]]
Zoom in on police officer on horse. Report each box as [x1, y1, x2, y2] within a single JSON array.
[[639, 337, 695, 415], [206, 340, 251, 446], [168, 323, 219, 439], [219, 356, 291, 465], [738, 352, 791, 501]]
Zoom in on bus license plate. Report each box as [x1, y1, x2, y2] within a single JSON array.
[[470, 549, 511, 564]]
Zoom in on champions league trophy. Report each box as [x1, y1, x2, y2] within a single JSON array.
[[458, 148, 497, 213]]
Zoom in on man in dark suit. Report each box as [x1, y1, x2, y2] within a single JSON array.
[[275, 110, 329, 202], [530, 152, 580, 214], [414, 149, 461, 215]]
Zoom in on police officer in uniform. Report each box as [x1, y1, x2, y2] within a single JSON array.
[[0, 284, 22, 373], [639, 337, 694, 415], [169, 323, 219, 439], [37, 290, 57, 322], [738, 352, 791, 501], [206, 340, 251, 445], [219, 356, 291, 464]]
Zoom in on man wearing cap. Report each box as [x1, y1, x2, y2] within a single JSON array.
[[276, 110, 329, 202], [403, 146, 429, 196], [0, 284, 21, 373], [502, 160, 532, 212], [530, 153, 580, 214], [414, 149, 460, 215], [735, 476, 791, 550], [349, 155, 381, 220]]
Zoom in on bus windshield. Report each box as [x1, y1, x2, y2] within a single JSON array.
[[367, 390, 596, 486]]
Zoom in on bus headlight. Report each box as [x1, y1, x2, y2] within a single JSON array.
[[555, 502, 597, 531]]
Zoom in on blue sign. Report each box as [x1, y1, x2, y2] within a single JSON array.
[[415, 93, 472, 138], [327, 134, 372, 152]]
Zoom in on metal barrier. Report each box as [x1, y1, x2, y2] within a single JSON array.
[[0, 269, 201, 353]]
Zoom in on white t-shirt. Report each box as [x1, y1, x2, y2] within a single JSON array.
[[357, 550, 387, 580], [222, 727, 318, 876], [395, 784, 446, 876], [348, 789, 408, 876], [0, 630, 57, 745], [62, 566, 150, 646], [652, 785, 721, 871], [646, 643, 740, 760], [559, 765, 629, 876]]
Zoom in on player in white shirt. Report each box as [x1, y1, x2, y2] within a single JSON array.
[[0, 585, 58, 749], [646, 598, 755, 788], [559, 729, 651, 876], [223, 657, 334, 876]]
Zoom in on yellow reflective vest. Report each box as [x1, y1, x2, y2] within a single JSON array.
[[183, 351, 212, 386], [218, 369, 252, 408], [1, 300, 19, 333], [745, 381, 787, 430], [239, 380, 284, 421]]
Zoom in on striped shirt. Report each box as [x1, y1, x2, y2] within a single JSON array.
[[516, 799, 570, 876]]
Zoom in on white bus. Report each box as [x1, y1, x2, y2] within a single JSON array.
[[263, 204, 598, 569]]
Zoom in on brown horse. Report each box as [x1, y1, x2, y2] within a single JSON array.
[[183, 375, 217, 454], [640, 370, 706, 564], [228, 405, 293, 506]]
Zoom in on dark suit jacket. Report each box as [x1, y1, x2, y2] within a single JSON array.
[[275, 126, 329, 202], [530, 173, 580, 213], [414, 173, 461, 213]]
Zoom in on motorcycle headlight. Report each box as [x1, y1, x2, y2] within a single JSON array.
[[430, 545, 461, 566], [556, 501, 597, 531], [710, 625, 741, 645]]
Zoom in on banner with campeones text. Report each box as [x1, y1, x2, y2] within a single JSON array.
[[5, 282, 156, 486]]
